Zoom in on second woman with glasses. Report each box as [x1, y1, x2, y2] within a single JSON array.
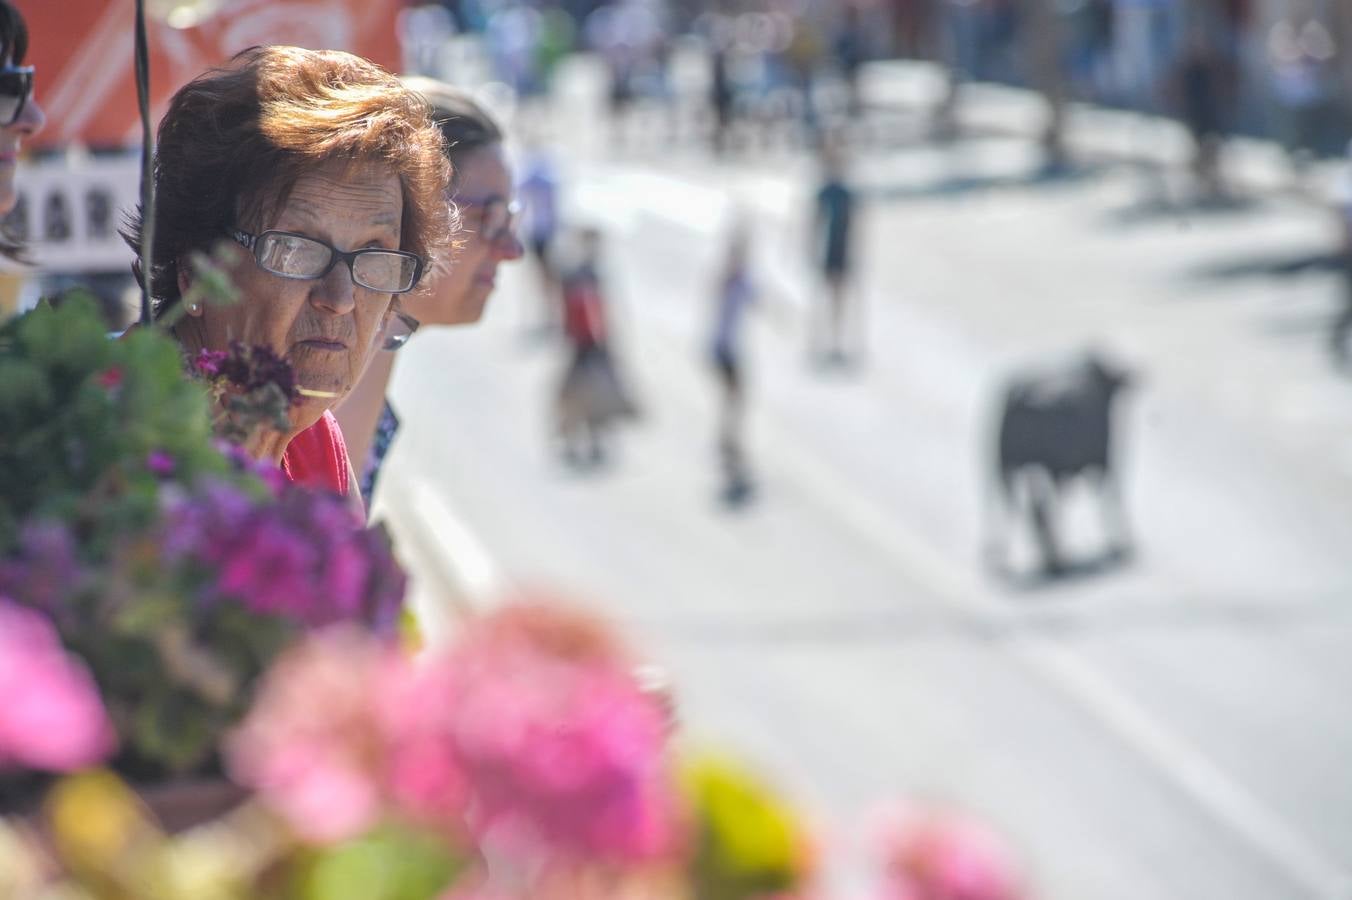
[[336, 80, 524, 507]]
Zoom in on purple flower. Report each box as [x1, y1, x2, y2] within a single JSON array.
[[192, 348, 228, 378], [146, 449, 176, 477], [216, 521, 319, 619], [0, 520, 80, 616]]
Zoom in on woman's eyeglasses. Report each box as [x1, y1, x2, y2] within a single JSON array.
[[0, 66, 34, 127], [233, 229, 426, 294], [382, 309, 420, 350], [456, 198, 520, 242]]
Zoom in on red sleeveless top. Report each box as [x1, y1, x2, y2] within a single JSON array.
[[280, 410, 351, 497]]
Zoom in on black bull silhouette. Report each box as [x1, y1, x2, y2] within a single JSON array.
[[985, 353, 1136, 576]]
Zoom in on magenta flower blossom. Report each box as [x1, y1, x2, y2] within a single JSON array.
[[421, 608, 678, 865], [230, 603, 677, 869], [191, 348, 228, 378], [161, 479, 406, 632], [0, 599, 115, 772], [225, 626, 401, 843], [146, 449, 176, 477], [875, 806, 1025, 900]]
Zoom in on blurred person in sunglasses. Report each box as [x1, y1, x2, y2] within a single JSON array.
[[336, 80, 524, 507], [0, 0, 41, 222], [126, 46, 452, 509]]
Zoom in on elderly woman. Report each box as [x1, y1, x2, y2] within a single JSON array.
[[127, 46, 452, 505], [335, 80, 523, 505]]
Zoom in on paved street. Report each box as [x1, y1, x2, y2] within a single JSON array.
[[375, 81, 1352, 899]]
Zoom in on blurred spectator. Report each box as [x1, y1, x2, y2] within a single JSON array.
[[1168, 0, 1242, 198], [811, 138, 860, 366], [707, 218, 757, 506], [1329, 141, 1352, 364], [1016, 0, 1072, 168], [555, 228, 639, 467], [1265, 1, 1340, 169], [1111, 0, 1179, 113], [834, 4, 870, 119]]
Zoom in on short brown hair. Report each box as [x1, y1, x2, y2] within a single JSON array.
[[127, 46, 452, 316]]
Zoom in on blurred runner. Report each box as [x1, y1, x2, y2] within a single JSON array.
[[556, 228, 639, 467], [708, 219, 757, 506], [811, 138, 860, 366], [1329, 141, 1352, 365]]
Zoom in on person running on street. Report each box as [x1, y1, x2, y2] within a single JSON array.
[[556, 227, 637, 466], [812, 139, 858, 366], [708, 220, 757, 505]]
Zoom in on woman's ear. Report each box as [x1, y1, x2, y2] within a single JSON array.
[[176, 260, 203, 317]]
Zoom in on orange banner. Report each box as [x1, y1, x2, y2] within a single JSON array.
[[19, 0, 405, 150]]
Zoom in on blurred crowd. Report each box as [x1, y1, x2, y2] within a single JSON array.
[[409, 0, 1351, 163]]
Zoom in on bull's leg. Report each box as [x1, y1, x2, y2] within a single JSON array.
[[1027, 470, 1064, 575], [982, 467, 1016, 573], [1097, 468, 1133, 560]]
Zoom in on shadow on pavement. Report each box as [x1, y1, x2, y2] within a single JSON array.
[[1098, 192, 1263, 230], [870, 160, 1104, 203], [1186, 250, 1344, 283]]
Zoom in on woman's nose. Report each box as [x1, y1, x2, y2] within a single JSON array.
[[14, 95, 44, 139], [311, 261, 357, 314], [494, 229, 524, 262]]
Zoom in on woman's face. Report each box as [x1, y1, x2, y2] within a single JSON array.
[[185, 159, 405, 429], [0, 54, 45, 216], [403, 143, 523, 327]]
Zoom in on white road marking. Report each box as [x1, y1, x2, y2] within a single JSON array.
[[404, 477, 510, 609]]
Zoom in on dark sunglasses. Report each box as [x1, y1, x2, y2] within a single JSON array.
[[0, 66, 34, 127]]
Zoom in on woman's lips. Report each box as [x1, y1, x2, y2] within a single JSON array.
[[295, 339, 347, 352]]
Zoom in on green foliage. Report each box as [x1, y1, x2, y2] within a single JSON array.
[[0, 294, 226, 549], [291, 824, 468, 900]]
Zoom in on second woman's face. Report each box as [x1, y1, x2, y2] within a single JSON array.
[[0, 54, 45, 217], [403, 143, 523, 327], [188, 159, 404, 430]]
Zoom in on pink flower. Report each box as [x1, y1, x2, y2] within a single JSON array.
[[875, 806, 1024, 900], [0, 599, 115, 772], [226, 626, 400, 843], [229, 602, 677, 867], [430, 607, 678, 865], [96, 366, 123, 389]]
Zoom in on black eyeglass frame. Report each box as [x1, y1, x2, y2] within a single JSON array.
[[232, 228, 426, 294], [0, 66, 34, 127], [381, 309, 421, 351]]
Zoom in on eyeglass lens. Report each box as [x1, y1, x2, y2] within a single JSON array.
[[255, 231, 418, 293], [464, 200, 517, 240], [382, 313, 418, 350]]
